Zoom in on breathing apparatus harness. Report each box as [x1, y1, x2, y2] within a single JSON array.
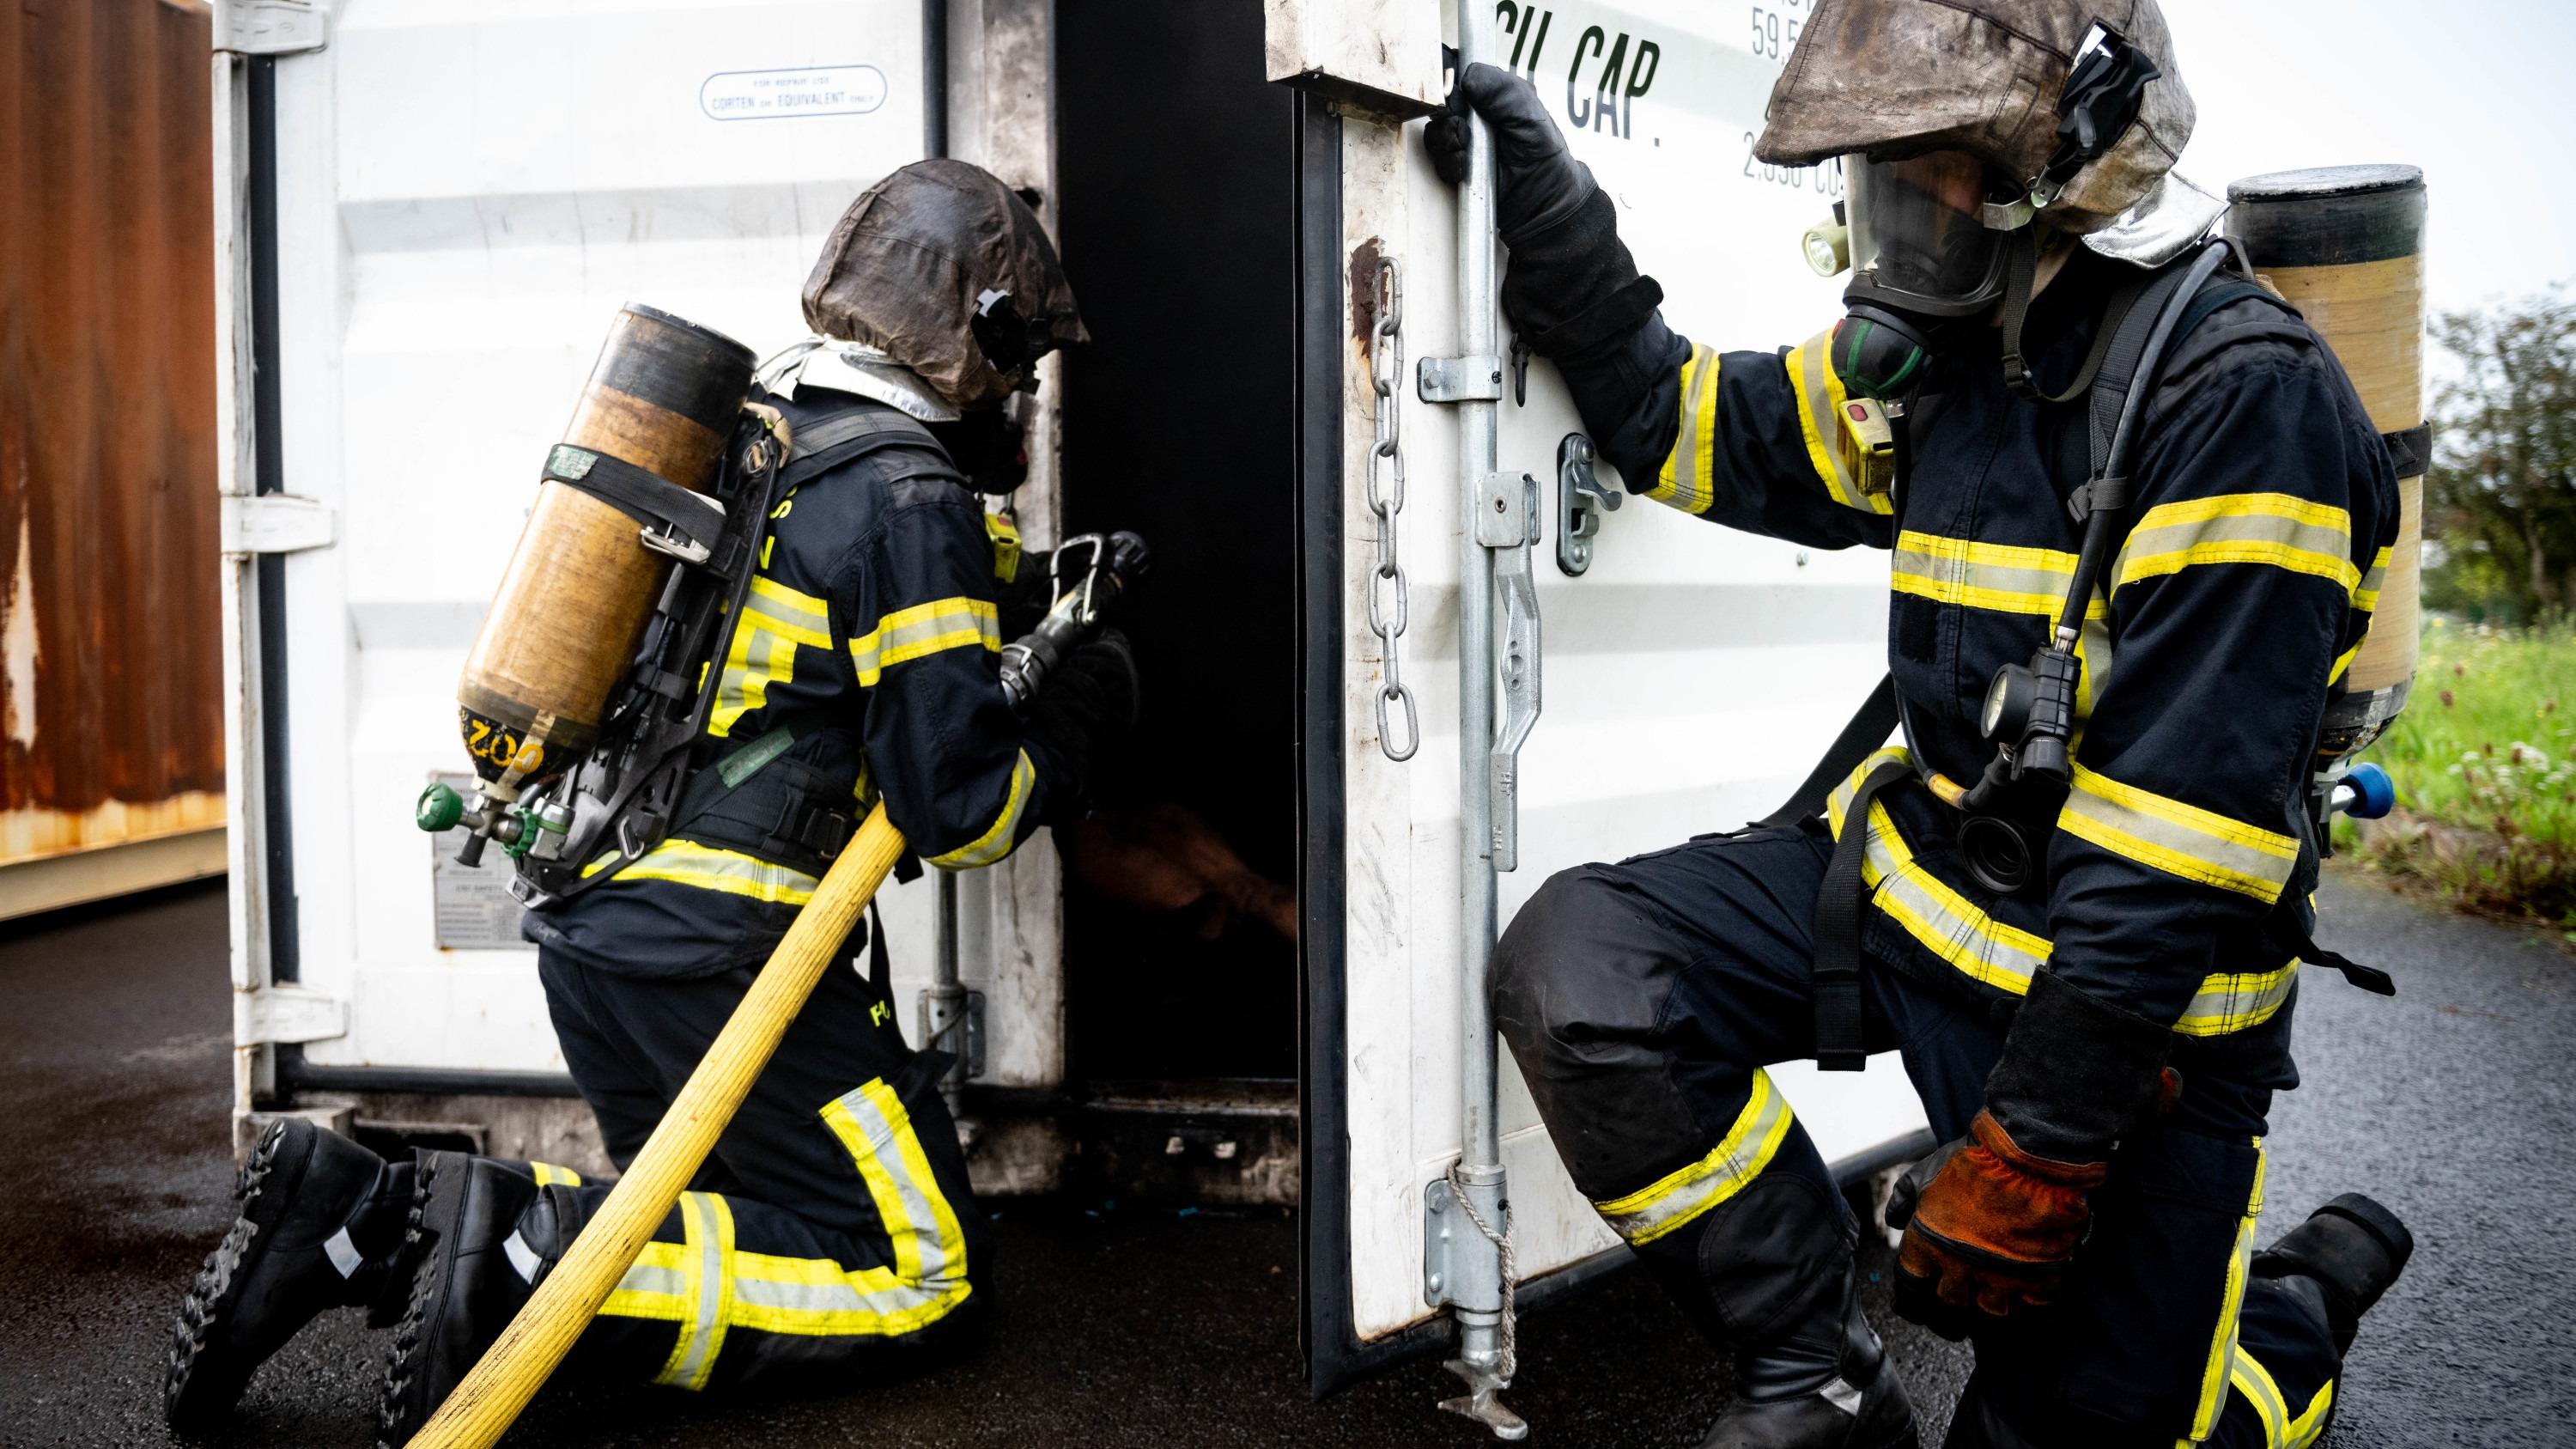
[[1770, 32, 2423, 1064]]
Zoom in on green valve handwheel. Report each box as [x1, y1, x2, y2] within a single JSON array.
[[416, 781, 465, 833]]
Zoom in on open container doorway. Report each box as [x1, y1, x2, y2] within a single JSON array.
[[1054, 0, 1303, 1099]]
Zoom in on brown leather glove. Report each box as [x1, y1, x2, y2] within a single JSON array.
[[1886, 1110, 2105, 1335], [1884, 972, 2175, 1340]]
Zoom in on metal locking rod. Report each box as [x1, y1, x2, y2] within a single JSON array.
[[1425, 3, 1526, 1439], [1479, 472, 1542, 874]]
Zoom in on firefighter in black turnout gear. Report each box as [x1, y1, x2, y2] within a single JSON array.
[[166, 161, 1140, 1442], [1433, 4, 2415, 1446]]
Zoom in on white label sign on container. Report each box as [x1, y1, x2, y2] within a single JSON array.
[[700, 65, 889, 121]]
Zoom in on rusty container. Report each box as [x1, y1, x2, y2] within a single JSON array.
[[2227, 165, 2427, 755], [456, 305, 753, 798]]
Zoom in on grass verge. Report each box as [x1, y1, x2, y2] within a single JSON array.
[[2336, 617, 2576, 941]]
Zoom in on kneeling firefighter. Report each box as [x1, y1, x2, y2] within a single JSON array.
[[1439, 3, 2420, 1446], [165, 160, 1144, 1441]]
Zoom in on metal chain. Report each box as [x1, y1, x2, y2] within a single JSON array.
[[1369, 258, 1419, 763], [1445, 1160, 1516, 1383]]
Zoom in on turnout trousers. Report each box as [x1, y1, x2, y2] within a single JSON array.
[[1492, 822, 2342, 1448], [448, 945, 984, 1393]]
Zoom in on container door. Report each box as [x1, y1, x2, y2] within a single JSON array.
[[223, 1, 1065, 1110], [1299, 0, 1932, 1391]]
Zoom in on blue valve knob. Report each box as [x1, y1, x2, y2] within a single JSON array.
[[2332, 762, 2397, 820]]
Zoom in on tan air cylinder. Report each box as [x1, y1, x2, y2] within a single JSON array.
[[2227, 165, 2427, 755], [457, 305, 755, 797]]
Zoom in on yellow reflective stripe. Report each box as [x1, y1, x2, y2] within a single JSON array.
[[821, 1081, 969, 1289], [2190, 1138, 2268, 1441], [1827, 747, 2053, 995], [600, 1239, 692, 1322], [2061, 764, 2301, 904], [2175, 961, 2298, 1038], [2113, 494, 2359, 596], [1825, 752, 2288, 1026], [927, 749, 1036, 869], [2284, 1377, 2336, 1449], [1593, 1069, 1795, 1245], [848, 595, 1000, 686], [2353, 545, 2392, 613], [2075, 609, 2112, 723], [985, 510, 1023, 583], [653, 1191, 736, 1391], [592, 838, 819, 905], [2329, 636, 2364, 687], [762, 1078, 975, 1339], [2228, 1351, 2291, 1448], [725, 1251, 971, 1337], [1789, 332, 1893, 516], [1649, 344, 1720, 514], [529, 1161, 583, 1188], [707, 576, 834, 738], [1890, 531, 2102, 618]]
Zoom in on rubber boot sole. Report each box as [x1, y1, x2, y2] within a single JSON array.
[[165, 1120, 299, 1434], [374, 1152, 450, 1449]]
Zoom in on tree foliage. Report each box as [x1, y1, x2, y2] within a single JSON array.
[[2424, 289, 2576, 623]]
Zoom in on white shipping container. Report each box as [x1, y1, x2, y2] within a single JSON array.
[[216, 0, 1925, 1403]]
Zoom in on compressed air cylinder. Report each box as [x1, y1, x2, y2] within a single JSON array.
[[455, 304, 754, 797], [2227, 165, 2427, 755]]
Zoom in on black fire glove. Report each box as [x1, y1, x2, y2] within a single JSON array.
[[1023, 628, 1140, 819], [1423, 62, 1662, 358]]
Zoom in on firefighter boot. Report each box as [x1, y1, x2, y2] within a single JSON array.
[[1700, 1276, 1918, 1449], [1629, 1173, 1919, 1449], [166, 1118, 416, 1433], [375, 1153, 549, 1448], [2251, 1193, 2415, 1355]]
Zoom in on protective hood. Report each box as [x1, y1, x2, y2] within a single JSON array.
[[1755, 0, 2193, 234], [801, 159, 1090, 411]]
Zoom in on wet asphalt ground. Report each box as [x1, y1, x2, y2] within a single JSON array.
[[3, 874, 2571, 1448]]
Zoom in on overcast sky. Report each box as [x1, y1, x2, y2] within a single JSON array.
[[2161, 0, 2572, 320]]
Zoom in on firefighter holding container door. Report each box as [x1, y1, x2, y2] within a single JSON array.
[[164, 160, 1145, 1442], [1435, 3, 2421, 1446]]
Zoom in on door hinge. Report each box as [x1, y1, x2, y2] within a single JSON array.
[[236, 984, 349, 1045], [214, 0, 331, 57], [221, 493, 337, 556]]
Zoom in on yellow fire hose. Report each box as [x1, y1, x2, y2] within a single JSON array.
[[404, 803, 907, 1449]]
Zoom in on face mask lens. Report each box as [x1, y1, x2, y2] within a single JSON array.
[[1844, 150, 2014, 315], [972, 288, 1036, 375]]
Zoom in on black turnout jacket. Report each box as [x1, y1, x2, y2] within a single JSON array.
[[526, 384, 1060, 977], [1560, 249, 2400, 1070]]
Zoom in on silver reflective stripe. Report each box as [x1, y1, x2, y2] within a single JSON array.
[[2177, 964, 2298, 1038], [1889, 533, 2079, 613], [667, 1193, 726, 1389], [729, 1271, 942, 1318], [322, 1226, 365, 1279], [2112, 495, 2357, 594], [1797, 340, 1869, 510], [2060, 764, 2300, 904], [1654, 344, 1717, 514], [502, 1229, 542, 1284], [1826, 749, 2053, 995], [615, 1262, 686, 1299], [835, 1086, 955, 1285]]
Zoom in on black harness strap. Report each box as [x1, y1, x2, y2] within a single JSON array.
[[1814, 759, 1913, 1072], [544, 443, 729, 554], [2381, 423, 2433, 478], [778, 402, 945, 489], [1759, 673, 1901, 830]]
